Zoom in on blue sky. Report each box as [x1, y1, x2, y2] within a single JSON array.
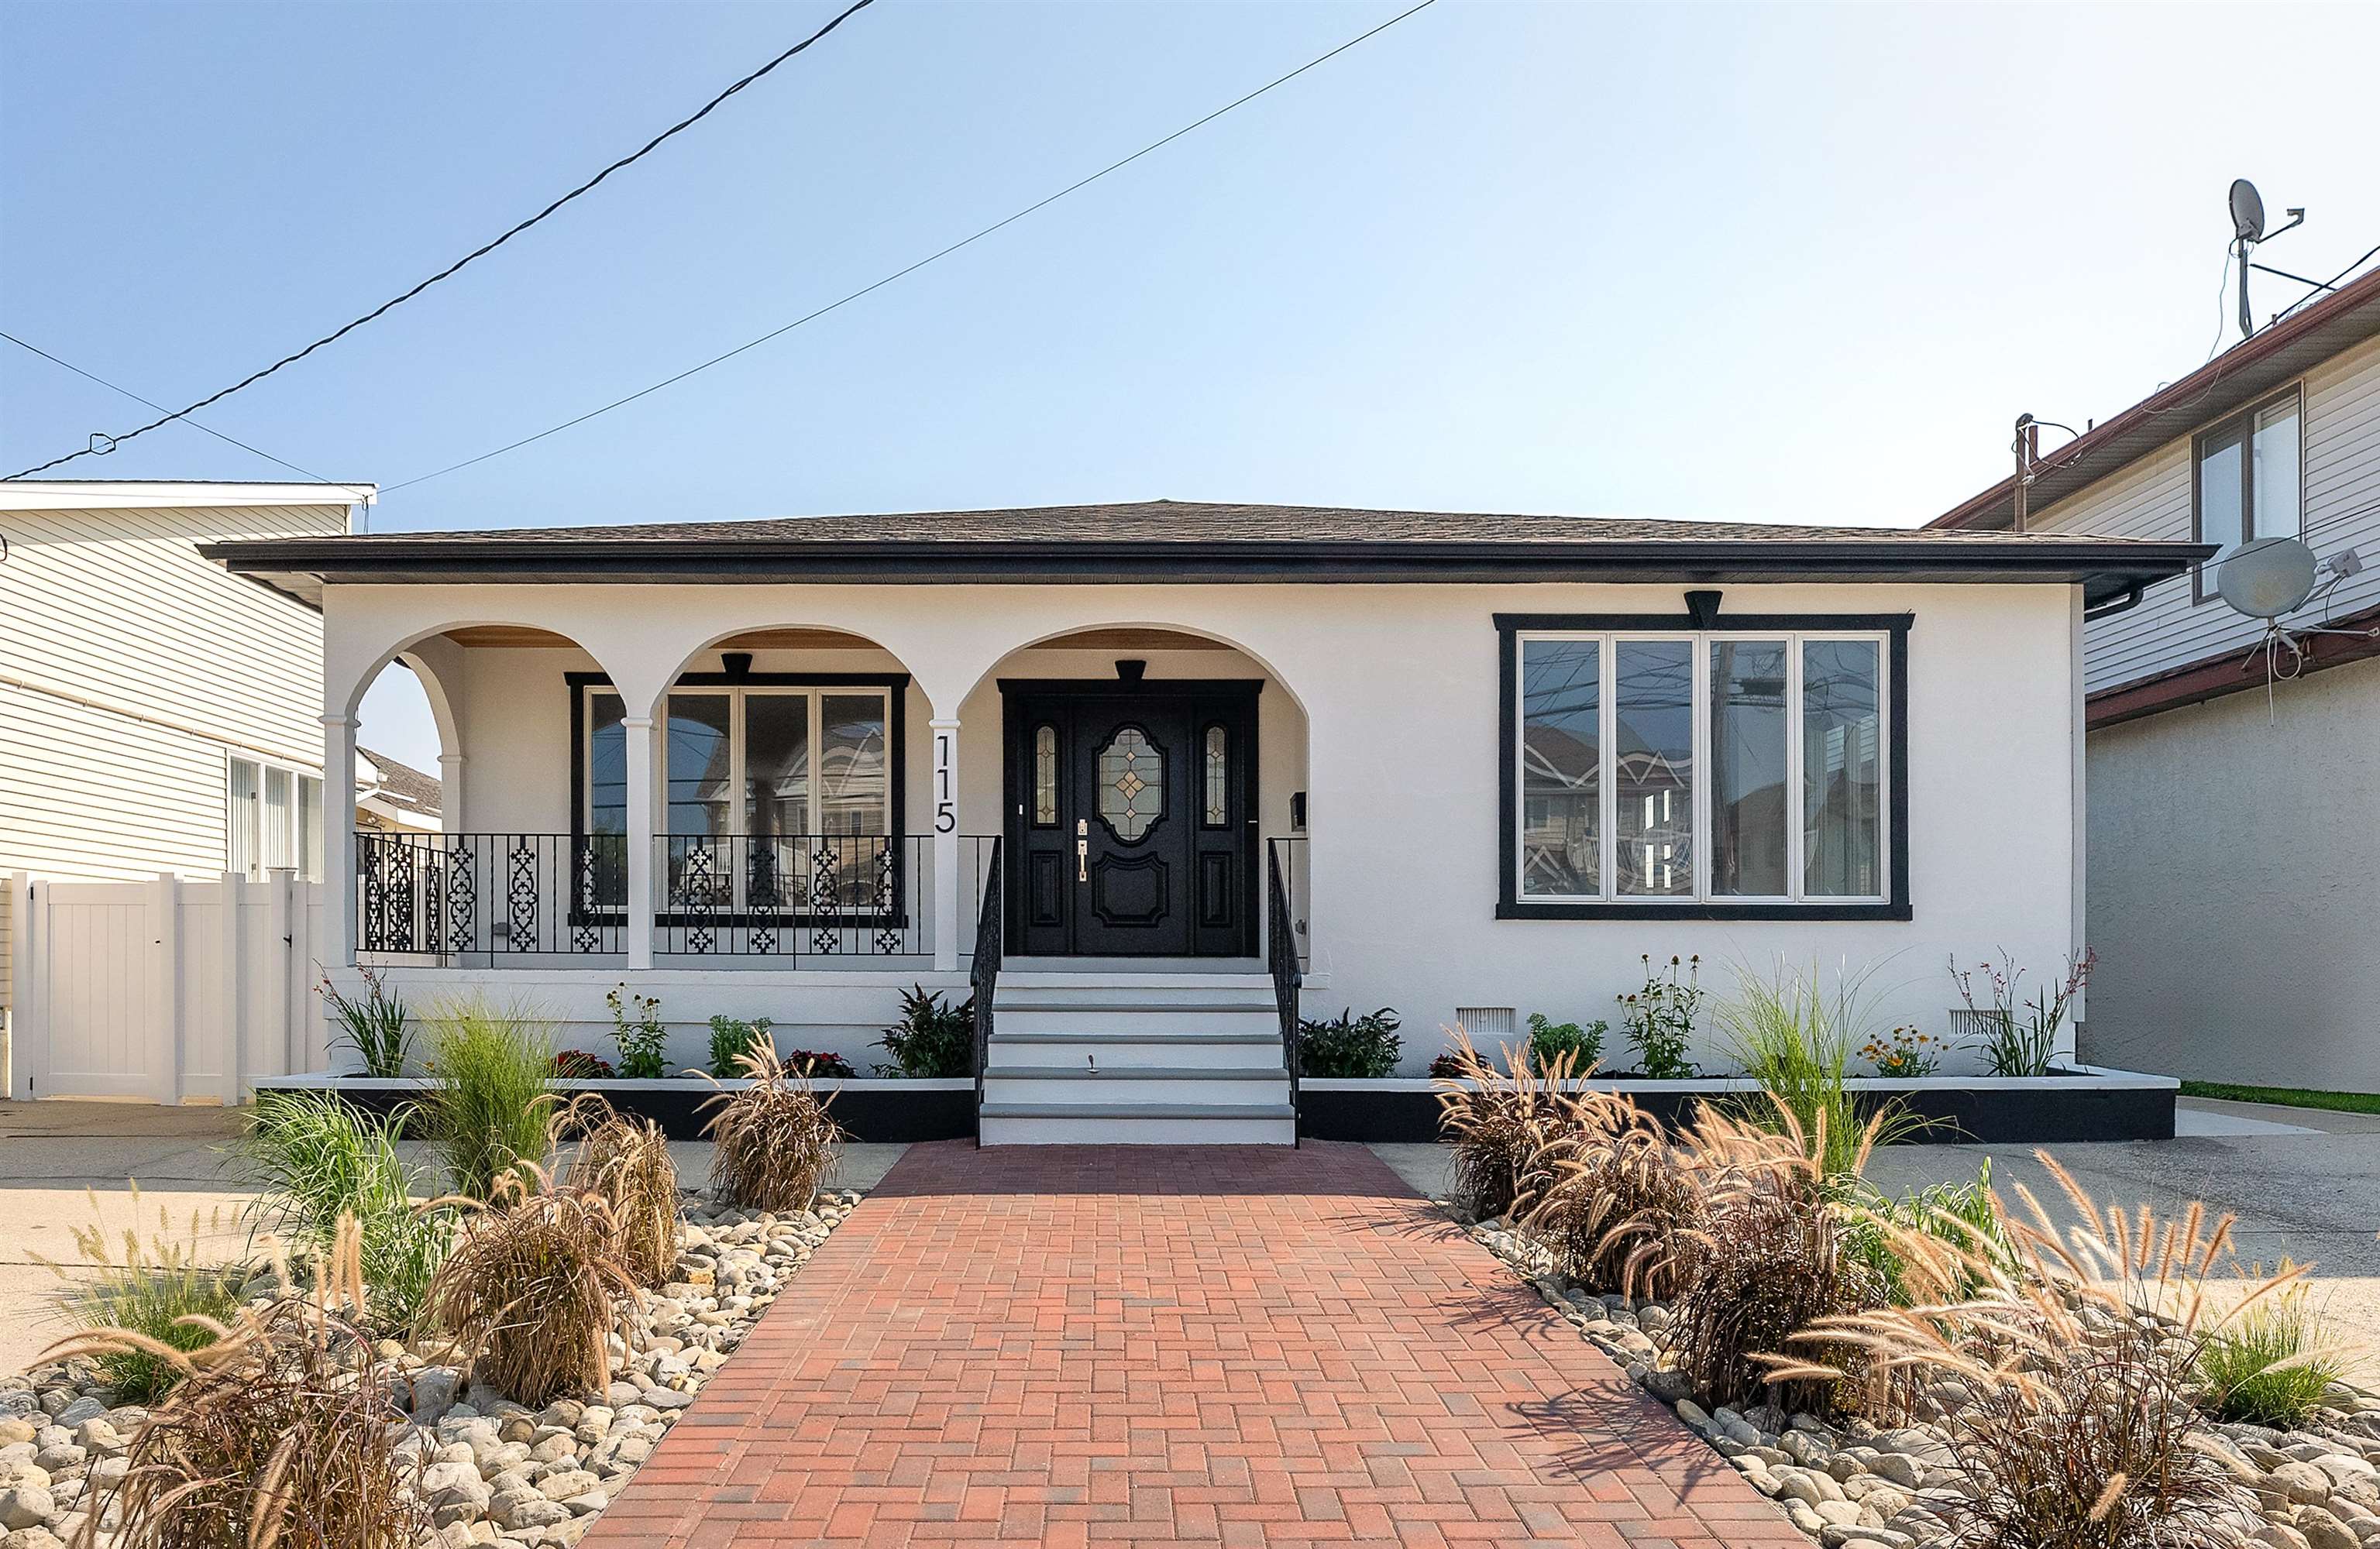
[[7, 1, 2378, 768]]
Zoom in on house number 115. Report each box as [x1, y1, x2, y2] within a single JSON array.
[[933, 732, 956, 833]]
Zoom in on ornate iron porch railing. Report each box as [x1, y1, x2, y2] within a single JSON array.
[[358, 831, 624, 960]]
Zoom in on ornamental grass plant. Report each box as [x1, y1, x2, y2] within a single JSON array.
[[1523, 1087, 1706, 1300], [1432, 1029, 1579, 1219], [700, 1041, 844, 1213], [421, 996, 559, 1200], [37, 1187, 247, 1404], [1767, 1156, 2284, 1545], [2198, 1266, 2346, 1428], [237, 1090, 445, 1335], [419, 1165, 638, 1407], [1657, 1102, 1904, 1413], [50, 1217, 430, 1549], [562, 1094, 680, 1289]]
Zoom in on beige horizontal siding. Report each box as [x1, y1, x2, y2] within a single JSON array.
[[0, 503, 341, 768], [2038, 332, 2380, 696], [0, 679, 236, 882]]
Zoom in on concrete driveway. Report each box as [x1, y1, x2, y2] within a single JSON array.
[[0, 1100, 907, 1377]]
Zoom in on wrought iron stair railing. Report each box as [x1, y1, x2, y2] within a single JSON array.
[[970, 837, 1003, 1145], [1266, 836, 1305, 1142]]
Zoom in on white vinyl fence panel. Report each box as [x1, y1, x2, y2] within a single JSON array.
[[8, 871, 326, 1103]]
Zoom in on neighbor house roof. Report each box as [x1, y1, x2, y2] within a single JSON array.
[[0, 479, 377, 511], [358, 747, 442, 823], [1928, 264, 2380, 532], [205, 500, 2203, 606]]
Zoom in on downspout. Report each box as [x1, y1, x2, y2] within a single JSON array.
[[2082, 583, 2148, 622]]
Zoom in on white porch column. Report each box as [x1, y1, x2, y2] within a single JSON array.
[[930, 718, 961, 972], [624, 715, 657, 970], [322, 713, 358, 968], [437, 753, 466, 833]]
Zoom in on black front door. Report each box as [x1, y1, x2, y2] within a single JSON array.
[[1003, 681, 1259, 957]]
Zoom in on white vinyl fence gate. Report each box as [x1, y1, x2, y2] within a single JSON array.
[[6, 872, 327, 1103]]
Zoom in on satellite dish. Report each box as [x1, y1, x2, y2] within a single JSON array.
[[2217, 536, 2318, 619], [2230, 179, 2267, 243]]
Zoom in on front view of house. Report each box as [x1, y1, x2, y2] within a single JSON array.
[[209, 502, 2199, 1142]]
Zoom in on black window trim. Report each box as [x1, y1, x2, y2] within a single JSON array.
[[2191, 383, 2305, 605], [566, 670, 910, 926], [1494, 612, 1911, 922]]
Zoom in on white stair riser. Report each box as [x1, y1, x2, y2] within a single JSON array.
[[995, 988, 1276, 1011], [988, 1037, 1277, 1070], [994, 1008, 1280, 1038], [979, 1114, 1297, 1145], [982, 1074, 1289, 1105], [996, 969, 1270, 991]]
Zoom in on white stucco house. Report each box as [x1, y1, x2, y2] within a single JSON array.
[[208, 502, 2198, 1140], [1928, 264, 2380, 1090]]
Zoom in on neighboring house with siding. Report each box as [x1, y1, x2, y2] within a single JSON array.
[[0, 480, 373, 1049], [1928, 265, 2380, 1089]]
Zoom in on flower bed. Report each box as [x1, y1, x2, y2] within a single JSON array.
[[0, 1189, 861, 1549], [1460, 1208, 2380, 1549], [1301, 1065, 2179, 1144], [256, 1073, 977, 1142]]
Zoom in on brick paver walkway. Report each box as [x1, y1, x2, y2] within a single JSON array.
[[583, 1141, 1798, 1547]]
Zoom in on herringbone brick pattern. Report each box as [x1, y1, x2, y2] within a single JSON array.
[[582, 1140, 1798, 1547]]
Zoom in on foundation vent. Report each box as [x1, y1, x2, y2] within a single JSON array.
[[1454, 1006, 1518, 1045]]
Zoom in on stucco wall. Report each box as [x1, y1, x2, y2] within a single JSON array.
[[2078, 654, 2380, 1088], [331, 580, 2080, 1075]]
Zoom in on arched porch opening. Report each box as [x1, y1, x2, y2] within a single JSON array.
[[953, 624, 1312, 967]]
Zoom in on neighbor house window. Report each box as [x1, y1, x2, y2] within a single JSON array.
[[2195, 386, 2303, 600], [1500, 615, 1906, 919], [228, 757, 325, 881]]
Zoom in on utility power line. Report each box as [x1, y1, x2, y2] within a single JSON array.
[[3, 0, 877, 482], [381, 0, 1440, 496], [0, 330, 374, 504]]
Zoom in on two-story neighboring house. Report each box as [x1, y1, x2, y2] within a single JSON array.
[[0, 480, 373, 1090], [1928, 266, 2380, 1090]]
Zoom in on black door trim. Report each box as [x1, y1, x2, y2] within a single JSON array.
[[999, 678, 1262, 957]]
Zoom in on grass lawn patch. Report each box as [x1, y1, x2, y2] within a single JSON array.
[[2179, 1080, 2380, 1116]]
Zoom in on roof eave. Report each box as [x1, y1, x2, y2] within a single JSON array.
[[206, 536, 2209, 608]]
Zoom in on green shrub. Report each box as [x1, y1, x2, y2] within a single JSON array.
[[39, 1187, 246, 1403], [606, 984, 667, 1079], [2199, 1271, 2344, 1427], [239, 1090, 447, 1334], [1298, 1006, 1402, 1077], [707, 1014, 775, 1079], [875, 985, 975, 1077], [321, 966, 411, 1077], [1618, 954, 1702, 1078], [422, 997, 559, 1199], [1525, 1012, 1604, 1071]]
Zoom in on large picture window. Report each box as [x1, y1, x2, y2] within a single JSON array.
[[1498, 614, 1907, 920], [578, 682, 898, 841], [573, 673, 906, 918]]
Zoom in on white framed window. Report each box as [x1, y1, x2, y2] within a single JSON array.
[[229, 757, 325, 881], [1499, 616, 1905, 919], [2195, 385, 2303, 602]]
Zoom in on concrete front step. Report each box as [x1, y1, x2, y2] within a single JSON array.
[[992, 1006, 1281, 1039], [982, 1069, 1290, 1104], [988, 1031, 1282, 1070], [978, 1102, 1298, 1145]]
